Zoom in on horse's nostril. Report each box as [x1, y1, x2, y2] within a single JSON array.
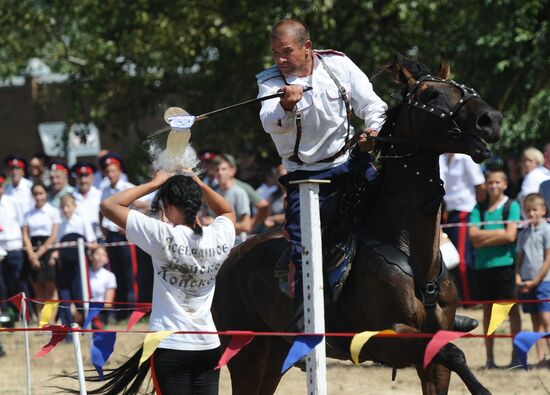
[[477, 113, 492, 129]]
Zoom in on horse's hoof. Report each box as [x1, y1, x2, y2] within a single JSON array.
[[453, 315, 478, 332]]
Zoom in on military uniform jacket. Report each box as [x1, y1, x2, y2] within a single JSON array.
[[257, 50, 387, 172]]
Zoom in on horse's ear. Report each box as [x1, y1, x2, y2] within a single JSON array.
[[390, 54, 416, 86], [435, 55, 451, 80]]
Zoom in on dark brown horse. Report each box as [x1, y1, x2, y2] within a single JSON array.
[[212, 55, 502, 395]]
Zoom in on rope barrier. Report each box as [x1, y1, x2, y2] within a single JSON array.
[[2, 218, 542, 252], [1, 295, 548, 306], [0, 327, 518, 339]]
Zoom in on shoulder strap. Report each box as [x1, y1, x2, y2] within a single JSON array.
[[478, 200, 489, 229], [503, 199, 514, 221], [255, 65, 282, 84]]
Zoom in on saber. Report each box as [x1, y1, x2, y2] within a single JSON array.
[[150, 86, 313, 136]]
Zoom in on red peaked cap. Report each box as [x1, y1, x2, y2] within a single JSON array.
[[50, 161, 69, 173], [5, 155, 27, 169]]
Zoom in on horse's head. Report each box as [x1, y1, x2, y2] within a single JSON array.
[[385, 55, 502, 163]]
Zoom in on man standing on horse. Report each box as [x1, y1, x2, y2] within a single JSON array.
[[257, 19, 387, 298]]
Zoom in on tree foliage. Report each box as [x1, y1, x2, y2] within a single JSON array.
[[0, 0, 548, 176]]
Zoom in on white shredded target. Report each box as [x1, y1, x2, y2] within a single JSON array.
[[147, 139, 200, 174]]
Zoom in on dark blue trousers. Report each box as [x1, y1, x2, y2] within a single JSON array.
[[0, 250, 27, 310], [279, 151, 373, 294], [106, 231, 135, 320], [57, 233, 83, 326]]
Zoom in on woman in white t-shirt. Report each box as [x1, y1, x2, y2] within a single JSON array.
[[22, 183, 61, 321], [77, 171, 235, 395]]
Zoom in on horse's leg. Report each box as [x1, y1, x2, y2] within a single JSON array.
[[433, 343, 491, 395], [415, 363, 451, 395], [258, 337, 292, 395], [227, 337, 272, 395]]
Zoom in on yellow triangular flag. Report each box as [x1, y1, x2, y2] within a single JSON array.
[[350, 329, 396, 365], [39, 302, 59, 327], [139, 331, 177, 366], [487, 302, 516, 335]]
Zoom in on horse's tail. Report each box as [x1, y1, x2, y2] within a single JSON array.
[[52, 346, 153, 395]]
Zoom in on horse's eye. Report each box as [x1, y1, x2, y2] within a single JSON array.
[[422, 90, 440, 102]]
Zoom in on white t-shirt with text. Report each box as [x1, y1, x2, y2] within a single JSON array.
[[125, 210, 235, 351]]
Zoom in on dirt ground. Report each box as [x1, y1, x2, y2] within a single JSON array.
[[0, 307, 548, 394]]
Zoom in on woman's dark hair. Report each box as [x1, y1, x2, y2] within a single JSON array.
[[31, 182, 48, 194], [52, 346, 153, 395], [151, 174, 203, 235]]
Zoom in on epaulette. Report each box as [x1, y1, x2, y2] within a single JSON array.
[[314, 49, 345, 57], [255, 65, 282, 83]]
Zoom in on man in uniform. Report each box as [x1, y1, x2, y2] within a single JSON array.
[[257, 19, 387, 298]]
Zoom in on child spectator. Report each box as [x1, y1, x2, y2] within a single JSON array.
[[88, 246, 117, 326], [49, 194, 96, 326], [22, 183, 60, 321], [515, 193, 550, 367], [468, 169, 522, 369]]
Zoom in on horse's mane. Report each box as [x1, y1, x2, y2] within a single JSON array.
[[371, 54, 431, 160]]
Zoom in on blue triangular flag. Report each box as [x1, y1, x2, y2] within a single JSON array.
[[513, 331, 550, 370], [83, 302, 104, 329], [281, 335, 323, 373], [91, 332, 116, 380]]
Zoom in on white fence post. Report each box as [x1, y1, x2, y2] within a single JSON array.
[[21, 293, 32, 395], [77, 238, 89, 319], [289, 179, 329, 395], [71, 323, 87, 395]]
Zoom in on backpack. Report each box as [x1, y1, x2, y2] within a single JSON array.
[[478, 198, 514, 229]]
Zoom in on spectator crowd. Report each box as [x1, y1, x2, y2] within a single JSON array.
[[0, 145, 549, 367], [440, 146, 550, 369], [0, 147, 286, 337]]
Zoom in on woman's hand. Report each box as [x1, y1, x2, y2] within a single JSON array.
[[49, 251, 59, 267], [151, 170, 174, 187]]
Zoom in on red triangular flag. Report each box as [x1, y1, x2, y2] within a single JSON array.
[[423, 330, 468, 369], [8, 293, 30, 321], [127, 307, 151, 331], [216, 332, 255, 370], [35, 325, 70, 358]]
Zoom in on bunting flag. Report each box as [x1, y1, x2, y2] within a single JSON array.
[[216, 332, 255, 370], [350, 329, 396, 365], [8, 293, 30, 321], [83, 302, 105, 329], [487, 302, 516, 335], [127, 307, 152, 331], [281, 335, 323, 374], [513, 331, 550, 370], [35, 325, 69, 358], [91, 332, 117, 380], [139, 331, 176, 367], [423, 330, 468, 369], [39, 302, 59, 327]]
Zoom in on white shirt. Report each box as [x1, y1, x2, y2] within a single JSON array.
[[100, 179, 136, 232], [57, 213, 97, 242], [258, 51, 387, 172], [89, 266, 117, 301], [5, 177, 34, 215], [23, 203, 61, 238], [126, 210, 235, 351], [519, 165, 550, 200], [0, 195, 23, 250], [439, 154, 485, 212], [73, 186, 102, 239]]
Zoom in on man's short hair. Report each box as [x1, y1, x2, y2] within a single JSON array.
[[524, 193, 546, 209], [485, 168, 508, 182], [270, 19, 310, 45]]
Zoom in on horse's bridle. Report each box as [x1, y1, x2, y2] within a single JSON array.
[[372, 74, 482, 151]]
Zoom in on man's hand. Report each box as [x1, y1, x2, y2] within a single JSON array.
[[519, 280, 536, 294], [279, 85, 304, 112], [358, 128, 379, 152]]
